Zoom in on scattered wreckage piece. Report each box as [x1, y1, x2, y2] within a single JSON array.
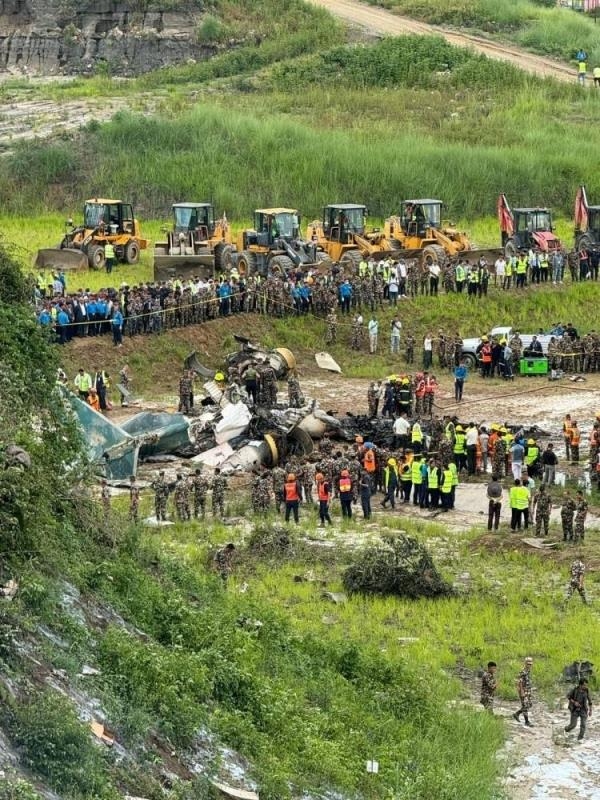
[[315, 351, 342, 373], [120, 412, 191, 459], [210, 781, 259, 800]]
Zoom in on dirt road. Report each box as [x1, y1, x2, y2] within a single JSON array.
[[309, 0, 577, 83]]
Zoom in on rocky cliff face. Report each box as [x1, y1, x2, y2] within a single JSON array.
[[0, 0, 216, 76]]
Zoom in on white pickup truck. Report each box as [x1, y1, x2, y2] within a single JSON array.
[[461, 326, 559, 369]]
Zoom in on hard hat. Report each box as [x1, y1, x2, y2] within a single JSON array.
[[401, 378, 410, 385], [215, 372, 225, 382], [341, 469, 350, 477], [387, 458, 397, 466], [287, 473, 296, 481], [490, 424, 499, 431], [500, 427, 508, 434], [315, 472, 324, 481], [481, 335, 488, 342], [455, 425, 463, 432], [527, 438, 535, 445]]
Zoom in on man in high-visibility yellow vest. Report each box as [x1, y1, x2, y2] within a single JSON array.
[[105, 241, 116, 274], [509, 479, 530, 531]]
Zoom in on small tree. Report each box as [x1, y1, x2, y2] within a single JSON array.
[[343, 535, 453, 599]]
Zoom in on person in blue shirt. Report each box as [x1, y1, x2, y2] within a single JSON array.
[[339, 280, 353, 314], [299, 282, 311, 314], [38, 308, 52, 326], [112, 305, 124, 347], [56, 306, 70, 345], [218, 281, 231, 316], [454, 360, 468, 402], [87, 297, 97, 336], [291, 283, 302, 316]]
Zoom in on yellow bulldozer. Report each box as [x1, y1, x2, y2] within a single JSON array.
[[35, 199, 148, 271], [153, 203, 233, 281], [305, 203, 394, 269], [384, 199, 478, 267], [231, 208, 326, 275]]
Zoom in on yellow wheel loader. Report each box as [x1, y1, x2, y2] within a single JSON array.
[[153, 203, 233, 281], [35, 199, 148, 272]]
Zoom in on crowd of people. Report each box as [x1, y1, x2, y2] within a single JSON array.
[[34, 243, 600, 353]]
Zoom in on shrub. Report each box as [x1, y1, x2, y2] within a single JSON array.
[[343, 535, 454, 598], [196, 14, 229, 44]]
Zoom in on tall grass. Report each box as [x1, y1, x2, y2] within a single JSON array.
[[2, 35, 598, 221]]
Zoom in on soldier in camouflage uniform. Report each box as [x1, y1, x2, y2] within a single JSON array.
[[300, 459, 314, 505], [436, 330, 447, 369], [260, 364, 278, 408], [533, 484, 552, 536], [287, 373, 304, 408], [174, 473, 191, 521], [129, 475, 140, 523], [480, 661, 498, 713], [565, 559, 587, 604], [452, 334, 463, 369], [152, 470, 169, 521], [191, 467, 209, 519], [326, 310, 337, 344], [513, 657, 534, 726], [271, 465, 286, 513], [350, 314, 363, 350], [574, 490, 588, 542], [373, 275, 385, 308], [492, 437, 506, 479], [509, 333, 522, 366], [367, 382, 379, 417], [211, 468, 227, 518], [405, 334, 415, 365], [178, 369, 193, 414], [547, 336, 559, 370], [214, 542, 235, 587], [101, 479, 111, 518], [561, 491, 576, 541], [251, 472, 264, 513]]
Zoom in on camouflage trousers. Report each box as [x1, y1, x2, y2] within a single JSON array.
[[480, 694, 494, 712], [155, 495, 167, 521], [129, 500, 139, 523], [562, 514, 574, 539], [176, 500, 190, 521], [212, 491, 225, 517], [535, 512, 550, 537], [574, 518, 585, 541], [566, 580, 587, 604], [194, 496, 206, 519], [491, 456, 504, 478]]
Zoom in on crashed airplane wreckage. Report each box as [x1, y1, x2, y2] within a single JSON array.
[[63, 340, 361, 480]]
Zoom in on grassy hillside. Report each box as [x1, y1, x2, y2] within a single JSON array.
[[1, 35, 598, 223], [367, 0, 600, 63]]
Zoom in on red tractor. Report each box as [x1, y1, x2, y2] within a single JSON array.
[[497, 193, 562, 258]]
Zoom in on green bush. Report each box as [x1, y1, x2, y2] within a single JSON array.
[[0, 780, 43, 800], [196, 14, 229, 44], [12, 691, 117, 798]]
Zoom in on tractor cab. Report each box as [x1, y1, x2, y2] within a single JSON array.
[[585, 205, 600, 240], [172, 203, 216, 242], [400, 199, 442, 237], [253, 209, 300, 247], [322, 204, 366, 243], [83, 200, 135, 235], [513, 208, 553, 245]]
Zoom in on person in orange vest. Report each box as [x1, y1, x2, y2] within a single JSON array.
[[423, 372, 438, 417], [316, 472, 333, 526], [338, 469, 353, 519], [87, 386, 100, 412], [363, 445, 377, 491], [414, 372, 426, 416], [480, 340, 492, 378], [284, 473, 301, 524], [563, 414, 573, 462], [569, 421, 581, 464]]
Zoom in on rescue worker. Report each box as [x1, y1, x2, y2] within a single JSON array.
[[569, 421, 581, 464], [381, 458, 399, 510], [359, 469, 372, 519], [524, 438, 540, 478], [316, 471, 333, 526], [513, 657, 534, 727], [453, 424, 467, 472], [284, 472, 301, 524], [533, 483, 552, 537], [565, 558, 587, 605], [338, 469, 353, 519]]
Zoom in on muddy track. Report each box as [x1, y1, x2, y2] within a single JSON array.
[[310, 0, 577, 83]]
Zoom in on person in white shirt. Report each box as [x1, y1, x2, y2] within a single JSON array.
[[392, 413, 411, 449], [494, 257, 505, 288], [465, 422, 479, 475], [423, 333, 433, 369], [429, 262, 441, 296], [390, 316, 402, 354], [368, 316, 379, 354]]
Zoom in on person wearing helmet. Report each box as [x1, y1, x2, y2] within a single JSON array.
[[316, 472, 333, 526], [284, 473, 301, 524], [338, 468, 353, 519], [381, 458, 399, 510], [524, 438, 540, 478]]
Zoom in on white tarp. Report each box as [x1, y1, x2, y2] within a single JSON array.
[[315, 352, 342, 373]]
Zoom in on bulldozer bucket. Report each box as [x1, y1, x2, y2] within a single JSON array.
[[35, 248, 88, 272]]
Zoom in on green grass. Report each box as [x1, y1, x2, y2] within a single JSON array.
[[1, 35, 598, 222]]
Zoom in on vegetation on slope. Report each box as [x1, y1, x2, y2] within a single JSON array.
[[0, 35, 597, 222]]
